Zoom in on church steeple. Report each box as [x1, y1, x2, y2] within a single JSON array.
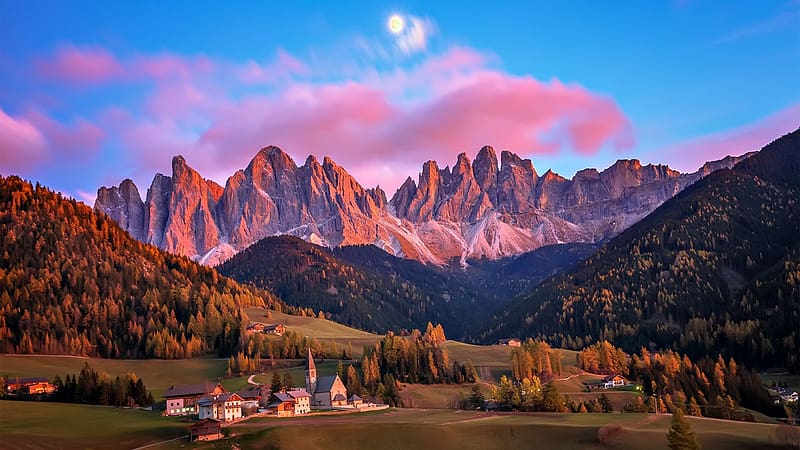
[[305, 348, 317, 394]]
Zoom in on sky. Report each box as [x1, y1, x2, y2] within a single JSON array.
[[1, 1, 798, 204]]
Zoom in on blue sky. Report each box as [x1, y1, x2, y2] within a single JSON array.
[[1, 1, 798, 202]]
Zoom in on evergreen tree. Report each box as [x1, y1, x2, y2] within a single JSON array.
[[270, 372, 282, 394], [667, 409, 702, 450], [468, 385, 485, 410]]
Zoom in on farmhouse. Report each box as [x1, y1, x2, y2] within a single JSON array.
[[198, 392, 243, 422], [163, 382, 226, 416], [268, 392, 296, 417], [287, 389, 312, 414], [236, 389, 262, 412], [246, 322, 266, 333], [349, 394, 363, 407], [6, 377, 57, 395], [497, 338, 522, 347], [305, 349, 348, 407], [190, 419, 222, 441], [263, 323, 286, 336], [602, 375, 627, 389]]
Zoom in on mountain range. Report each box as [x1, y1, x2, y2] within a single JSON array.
[[94, 146, 751, 266], [482, 129, 799, 370]]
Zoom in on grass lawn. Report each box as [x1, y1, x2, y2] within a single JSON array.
[[551, 373, 606, 393], [168, 409, 789, 450], [244, 308, 381, 351], [0, 400, 188, 450], [396, 383, 478, 409], [0, 354, 227, 399]]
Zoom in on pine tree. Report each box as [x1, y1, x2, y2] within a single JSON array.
[[270, 372, 282, 394], [468, 384, 485, 410], [667, 409, 702, 450]]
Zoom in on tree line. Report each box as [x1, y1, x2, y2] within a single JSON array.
[[0, 176, 282, 359]]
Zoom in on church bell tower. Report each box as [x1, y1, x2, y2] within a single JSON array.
[[305, 348, 317, 394]]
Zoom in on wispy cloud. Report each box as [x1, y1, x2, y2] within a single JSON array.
[[396, 16, 437, 56], [656, 102, 800, 172], [713, 9, 799, 45]]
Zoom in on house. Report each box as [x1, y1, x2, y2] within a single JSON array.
[[305, 349, 348, 407], [236, 389, 262, 413], [497, 338, 522, 347], [602, 375, 627, 389], [287, 389, 312, 415], [267, 392, 296, 417], [263, 324, 286, 336], [190, 419, 222, 442], [198, 392, 243, 422], [348, 394, 363, 407], [163, 382, 226, 416], [246, 322, 266, 333], [6, 377, 57, 395], [777, 387, 799, 403]]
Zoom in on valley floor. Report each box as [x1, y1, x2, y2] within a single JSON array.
[[1, 401, 794, 450]]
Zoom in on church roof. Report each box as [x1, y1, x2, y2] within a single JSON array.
[[306, 348, 316, 372], [314, 375, 341, 393]]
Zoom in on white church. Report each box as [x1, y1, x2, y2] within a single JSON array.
[[305, 348, 348, 407]]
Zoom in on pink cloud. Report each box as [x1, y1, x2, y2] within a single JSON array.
[[25, 110, 105, 158], [24, 45, 634, 195], [131, 53, 215, 80], [36, 46, 215, 85], [238, 50, 309, 83], [36, 45, 124, 83], [0, 108, 49, 173], [0, 106, 105, 178], [185, 55, 631, 192], [659, 102, 800, 172]]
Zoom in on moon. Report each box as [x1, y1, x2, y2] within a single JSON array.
[[388, 14, 405, 34]]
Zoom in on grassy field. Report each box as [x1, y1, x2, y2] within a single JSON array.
[[0, 354, 227, 398], [166, 408, 791, 450], [0, 400, 188, 450], [244, 308, 382, 353]]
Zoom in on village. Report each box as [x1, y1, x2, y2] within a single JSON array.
[[164, 332, 389, 442]]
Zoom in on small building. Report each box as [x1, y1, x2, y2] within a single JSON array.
[[247, 322, 266, 333], [777, 387, 799, 403], [190, 419, 222, 442], [237, 389, 262, 412], [263, 324, 286, 336], [268, 392, 296, 417], [6, 377, 57, 395], [602, 375, 627, 389], [198, 393, 243, 422], [497, 338, 522, 347], [287, 389, 311, 415], [348, 394, 363, 407], [163, 382, 226, 416]]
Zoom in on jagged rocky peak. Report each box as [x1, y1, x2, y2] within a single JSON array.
[[573, 168, 601, 181], [94, 178, 145, 241], [473, 145, 499, 190], [500, 150, 536, 176], [95, 141, 752, 266]]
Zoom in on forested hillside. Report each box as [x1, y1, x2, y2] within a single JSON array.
[[0, 176, 282, 359], [483, 129, 800, 371], [217, 236, 591, 338]]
